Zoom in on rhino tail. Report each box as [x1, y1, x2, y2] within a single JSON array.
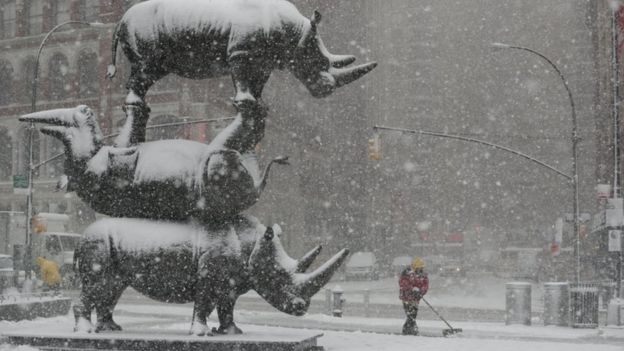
[[106, 21, 121, 79]]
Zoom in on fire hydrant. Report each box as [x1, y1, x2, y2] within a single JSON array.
[[332, 285, 346, 317]]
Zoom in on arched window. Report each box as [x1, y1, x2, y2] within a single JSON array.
[[46, 137, 64, 178], [0, 1, 16, 39], [48, 53, 69, 100], [0, 60, 13, 105], [50, 0, 69, 27], [28, 0, 43, 35], [17, 126, 40, 178], [78, 51, 98, 97], [77, 0, 99, 22], [0, 126, 12, 180], [147, 115, 182, 141], [21, 57, 36, 104]]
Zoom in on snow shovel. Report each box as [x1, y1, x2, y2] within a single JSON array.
[[421, 297, 462, 337]]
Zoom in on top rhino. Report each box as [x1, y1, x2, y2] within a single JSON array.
[[108, 0, 377, 108]]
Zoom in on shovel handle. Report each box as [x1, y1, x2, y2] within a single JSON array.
[[421, 297, 456, 331]]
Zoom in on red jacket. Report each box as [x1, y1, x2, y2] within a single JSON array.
[[399, 268, 429, 302]]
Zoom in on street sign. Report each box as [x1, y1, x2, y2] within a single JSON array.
[[609, 230, 622, 252], [13, 175, 29, 195]]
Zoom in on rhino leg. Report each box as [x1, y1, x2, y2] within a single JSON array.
[[115, 64, 164, 147], [228, 50, 271, 104], [190, 299, 215, 336], [94, 279, 127, 332], [210, 99, 268, 154], [76, 239, 128, 333], [213, 300, 243, 335], [196, 251, 247, 335]]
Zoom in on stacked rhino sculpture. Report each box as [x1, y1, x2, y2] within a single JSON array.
[[20, 0, 376, 336]]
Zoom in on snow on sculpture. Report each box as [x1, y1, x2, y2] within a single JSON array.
[[107, 0, 377, 146], [73, 215, 348, 335], [19, 104, 288, 222], [18, 0, 375, 336]]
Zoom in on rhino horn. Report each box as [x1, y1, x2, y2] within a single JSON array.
[[330, 55, 357, 68], [296, 245, 323, 273], [296, 249, 349, 299], [19, 108, 76, 127], [316, 37, 357, 68], [331, 62, 378, 88]]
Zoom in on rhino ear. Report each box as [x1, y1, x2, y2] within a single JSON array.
[[310, 10, 322, 29]]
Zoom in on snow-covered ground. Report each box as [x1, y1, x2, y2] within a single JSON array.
[[1, 272, 615, 350], [1, 310, 623, 351]]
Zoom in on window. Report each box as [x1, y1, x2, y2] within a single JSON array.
[[0, 126, 12, 180], [48, 53, 69, 100], [50, 0, 69, 27], [0, 60, 13, 105], [46, 137, 64, 178], [77, 0, 99, 22], [0, 1, 16, 39], [21, 57, 36, 103], [147, 115, 182, 141], [28, 0, 43, 35], [77, 51, 98, 97], [17, 125, 40, 177]]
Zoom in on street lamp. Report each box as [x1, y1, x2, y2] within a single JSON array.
[[491, 42, 581, 283], [24, 20, 107, 281]]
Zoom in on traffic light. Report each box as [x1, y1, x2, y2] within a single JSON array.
[[368, 135, 381, 161]]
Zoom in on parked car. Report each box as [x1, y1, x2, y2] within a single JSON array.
[[421, 255, 443, 273], [437, 259, 467, 277], [345, 251, 379, 281], [391, 255, 412, 275]]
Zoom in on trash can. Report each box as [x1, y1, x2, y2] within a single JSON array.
[[543, 282, 569, 326], [569, 283, 599, 328], [506, 282, 531, 325]]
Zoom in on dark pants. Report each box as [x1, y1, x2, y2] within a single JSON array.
[[402, 301, 419, 335]]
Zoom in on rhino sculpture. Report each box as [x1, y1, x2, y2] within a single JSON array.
[[73, 215, 348, 335], [107, 0, 377, 146], [20, 104, 287, 222]]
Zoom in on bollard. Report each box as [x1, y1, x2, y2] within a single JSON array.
[[543, 282, 569, 326], [332, 285, 345, 317], [363, 289, 370, 318], [506, 282, 531, 325]]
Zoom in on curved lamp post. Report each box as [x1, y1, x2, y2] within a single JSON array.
[[490, 42, 581, 283], [24, 20, 107, 281]]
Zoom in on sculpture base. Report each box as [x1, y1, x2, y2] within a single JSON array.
[[0, 296, 71, 321], [3, 328, 324, 351]]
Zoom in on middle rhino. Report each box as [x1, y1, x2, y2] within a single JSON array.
[[20, 105, 286, 222]]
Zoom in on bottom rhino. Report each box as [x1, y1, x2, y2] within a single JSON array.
[[73, 215, 348, 335]]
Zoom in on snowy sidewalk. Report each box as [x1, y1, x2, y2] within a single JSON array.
[[112, 302, 624, 345], [3, 313, 624, 351]]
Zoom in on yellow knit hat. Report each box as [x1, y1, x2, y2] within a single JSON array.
[[411, 257, 425, 270]]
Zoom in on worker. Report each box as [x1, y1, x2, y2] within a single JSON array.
[[36, 256, 61, 293], [399, 257, 429, 335]]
